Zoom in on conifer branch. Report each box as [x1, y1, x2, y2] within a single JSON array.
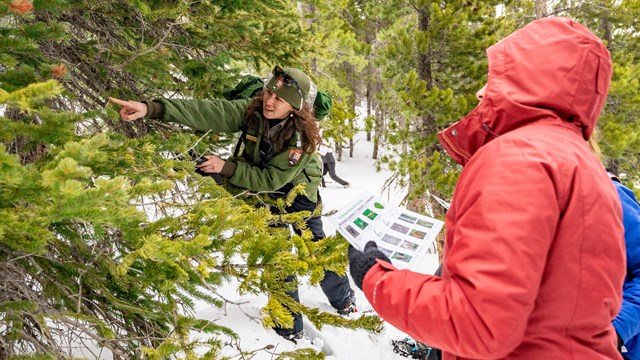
[[176, 130, 213, 160], [117, 22, 178, 70]]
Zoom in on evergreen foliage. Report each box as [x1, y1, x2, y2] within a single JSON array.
[[1, 0, 381, 358], [300, 0, 368, 158], [367, 0, 507, 220], [1, 79, 382, 358]]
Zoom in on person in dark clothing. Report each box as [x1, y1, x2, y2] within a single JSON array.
[[320, 151, 350, 188]]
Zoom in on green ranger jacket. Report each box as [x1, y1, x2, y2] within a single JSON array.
[[148, 98, 322, 203]]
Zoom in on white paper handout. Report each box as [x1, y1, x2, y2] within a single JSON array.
[[328, 191, 444, 271]]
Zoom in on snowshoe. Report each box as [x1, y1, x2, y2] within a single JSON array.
[[391, 337, 440, 359]]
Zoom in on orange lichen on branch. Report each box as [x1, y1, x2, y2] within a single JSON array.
[[8, 0, 33, 15], [51, 64, 67, 78]]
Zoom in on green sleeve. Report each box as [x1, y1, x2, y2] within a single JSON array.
[[229, 148, 318, 194], [156, 98, 252, 133]]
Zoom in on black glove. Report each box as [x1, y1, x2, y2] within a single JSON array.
[[348, 241, 391, 290]]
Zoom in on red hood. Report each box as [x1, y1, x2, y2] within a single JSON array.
[[438, 17, 612, 166]]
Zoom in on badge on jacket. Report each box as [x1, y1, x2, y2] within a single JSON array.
[[288, 148, 302, 166]]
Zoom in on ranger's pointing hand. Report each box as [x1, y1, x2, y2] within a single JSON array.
[[109, 97, 148, 122]]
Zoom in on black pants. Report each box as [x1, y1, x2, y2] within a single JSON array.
[[322, 161, 349, 187], [271, 191, 352, 336]]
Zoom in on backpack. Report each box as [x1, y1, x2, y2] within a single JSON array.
[[222, 75, 264, 101]]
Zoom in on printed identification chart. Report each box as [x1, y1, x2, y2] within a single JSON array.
[[328, 191, 444, 270]]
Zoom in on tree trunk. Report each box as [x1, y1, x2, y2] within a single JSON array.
[[372, 108, 381, 160], [407, 5, 437, 213], [366, 84, 372, 142], [600, 14, 612, 47]]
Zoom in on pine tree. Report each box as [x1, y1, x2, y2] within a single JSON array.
[[371, 1, 508, 220], [0, 1, 382, 358], [299, 0, 367, 160]]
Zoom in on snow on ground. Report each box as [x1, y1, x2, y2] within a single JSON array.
[[191, 131, 435, 359]]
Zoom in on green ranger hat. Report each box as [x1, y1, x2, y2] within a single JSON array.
[[265, 66, 317, 110]]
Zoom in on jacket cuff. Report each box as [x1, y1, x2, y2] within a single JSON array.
[[220, 160, 237, 177], [145, 100, 165, 119]]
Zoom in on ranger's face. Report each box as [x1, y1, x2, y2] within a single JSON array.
[[263, 90, 293, 119]]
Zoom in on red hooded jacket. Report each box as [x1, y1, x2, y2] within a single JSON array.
[[362, 17, 625, 359]]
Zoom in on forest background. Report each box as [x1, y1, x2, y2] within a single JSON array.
[[1, 0, 639, 359]]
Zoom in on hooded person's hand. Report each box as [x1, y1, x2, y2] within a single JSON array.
[[348, 241, 391, 290]]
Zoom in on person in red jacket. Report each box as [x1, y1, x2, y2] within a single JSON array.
[[348, 17, 626, 359]]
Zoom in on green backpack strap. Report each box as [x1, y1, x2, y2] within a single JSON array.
[[223, 75, 264, 100], [224, 75, 262, 158], [232, 125, 248, 158]]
